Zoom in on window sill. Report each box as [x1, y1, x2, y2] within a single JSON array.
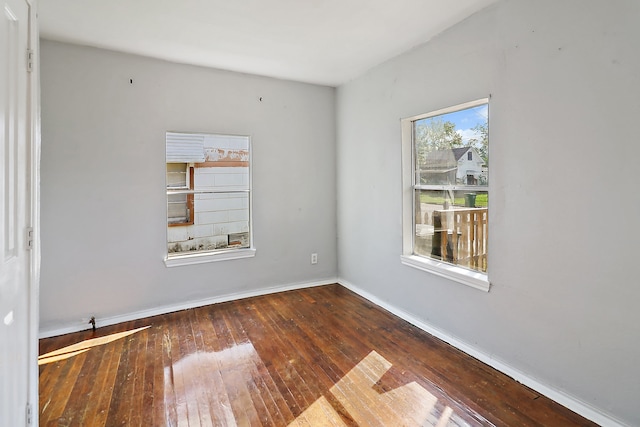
[[168, 221, 194, 227], [400, 255, 490, 292], [165, 248, 256, 267]]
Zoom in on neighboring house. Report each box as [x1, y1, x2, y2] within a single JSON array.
[[166, 133, 250, 254], [421, 147, 486, 185]]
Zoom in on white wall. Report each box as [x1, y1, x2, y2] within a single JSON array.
[[337, 0, 639, 425], [40, 41, 337, 333]]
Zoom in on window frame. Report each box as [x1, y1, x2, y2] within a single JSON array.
[[400, 98, 490, 292], [164, 132, 255, 267], [167, 163, 195, 227]]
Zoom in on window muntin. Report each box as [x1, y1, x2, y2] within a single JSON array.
[[166, 132, 251, 259], [404, 99, 489, 280]]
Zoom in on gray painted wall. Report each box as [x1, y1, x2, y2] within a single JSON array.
[[40, 0, 640, 424], [40, 41, 337, 332], [337, 0, 639, 425]]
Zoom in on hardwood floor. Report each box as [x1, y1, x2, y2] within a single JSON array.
[[39, 284, 596, 426]]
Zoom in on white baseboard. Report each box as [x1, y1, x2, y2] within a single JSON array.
[[38, 277, 338, 339], [337, 278, 628, 427]]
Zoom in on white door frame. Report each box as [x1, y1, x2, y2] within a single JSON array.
[[0, 0, 38, 424], [26, 0, 40, 425]]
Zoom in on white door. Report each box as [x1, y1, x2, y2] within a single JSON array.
[[1, 0, 32, 425]]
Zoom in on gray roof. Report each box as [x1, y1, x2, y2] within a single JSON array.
[[451, 147, 472, 161], [422, 147, 471, 170]]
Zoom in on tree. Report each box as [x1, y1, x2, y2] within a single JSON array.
[[415, 117, 462, 151], [467, 122, 488, 164], [414, 117, 463, 165]]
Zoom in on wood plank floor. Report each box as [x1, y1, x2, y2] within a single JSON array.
[[39, 284, 596, 426]]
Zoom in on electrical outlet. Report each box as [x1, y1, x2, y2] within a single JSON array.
[[311, 253, 318, 264]]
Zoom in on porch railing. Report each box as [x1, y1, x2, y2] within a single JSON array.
[[432, 208, 488, 272]]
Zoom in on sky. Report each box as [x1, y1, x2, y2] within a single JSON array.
[[445, 103, 488, 145]]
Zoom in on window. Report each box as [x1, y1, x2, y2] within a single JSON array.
[[166, 163, 194, 226], [401, 99, 490, 291], [165, 132, 255, 266]]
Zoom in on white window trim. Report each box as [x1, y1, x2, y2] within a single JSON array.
[[164, 247, 256, 267], [401, 98, 490, 292], [400, 255, 489, 291]]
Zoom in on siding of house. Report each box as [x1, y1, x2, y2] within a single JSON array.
[[167, 134, 251, 253], [455, 148, 485, 184], [168, 166, 250, 252]]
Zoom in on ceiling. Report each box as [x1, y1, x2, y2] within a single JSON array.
[[38, 0, 497, 87]]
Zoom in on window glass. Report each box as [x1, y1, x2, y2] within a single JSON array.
[[166, 163, 192, 225], [411, 101, 489, 274], [166, 132, 251, 257]]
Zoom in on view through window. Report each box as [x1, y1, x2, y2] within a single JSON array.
[[412, 99, 489, 274], [166, 132, 251, 258]]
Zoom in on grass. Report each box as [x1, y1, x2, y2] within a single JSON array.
[[420, 193, 488, 208]]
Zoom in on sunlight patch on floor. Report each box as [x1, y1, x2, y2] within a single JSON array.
[[288, 396, 349, 427], [290, 350, 462, 427], [38, 326, 151, 365]]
